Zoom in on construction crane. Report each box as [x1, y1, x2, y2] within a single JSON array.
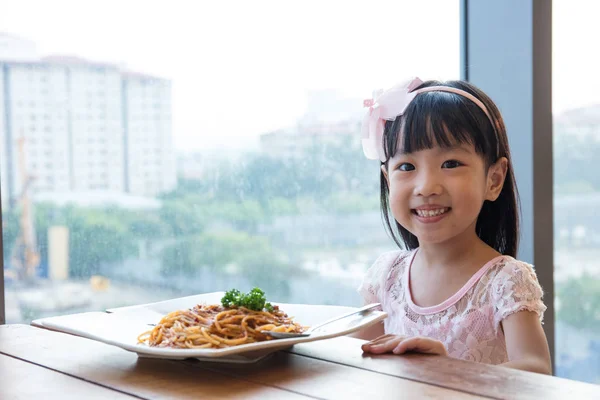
[[7, 135, 40, 282]]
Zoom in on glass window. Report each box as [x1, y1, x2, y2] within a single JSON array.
[[2, 1, 459, 325], [553, 0, 600, 384]]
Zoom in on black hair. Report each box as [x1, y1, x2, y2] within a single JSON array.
[[380, 80, 520, 257]]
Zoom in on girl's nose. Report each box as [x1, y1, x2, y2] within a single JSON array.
[[413, 172, 443, 197]]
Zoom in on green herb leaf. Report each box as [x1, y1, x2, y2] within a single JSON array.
[[221, 287, 272, 311], [221, 288, 241, 308]]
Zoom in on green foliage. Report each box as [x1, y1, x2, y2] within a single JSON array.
[[201, 200, 267, 232], [159, 237, 196, 276], [5, 141, 382, 281], [159, 230, 290, 279], [557, 273, 600, 332], [61, 207, 136, 277], [196, 231, 268, 267], [159, 199, 204, 236], [264, 196, 300, 216], [163, 142, 380, 214], [554, 132, 600, 195], [1, 209, 20, 254], [126, 212, 168, 239], [5, 204, 145, 278]]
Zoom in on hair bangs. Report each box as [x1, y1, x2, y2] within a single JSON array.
[[384, 91, 496, 164]]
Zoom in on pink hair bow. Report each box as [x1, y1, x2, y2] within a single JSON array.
[[361, 77, 424, 162]]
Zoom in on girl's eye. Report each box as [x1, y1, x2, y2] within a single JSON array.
[[442, 160, 462, 169], [398, 163, 415, 172]]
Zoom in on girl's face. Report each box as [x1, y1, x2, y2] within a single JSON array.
[[382, 141, 507, 246]]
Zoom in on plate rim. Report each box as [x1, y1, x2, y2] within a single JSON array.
[[32, 293, 387, 359], [33, 310, 387, 358]]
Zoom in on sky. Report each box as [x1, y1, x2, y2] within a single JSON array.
[[0, 0, 598, 152]]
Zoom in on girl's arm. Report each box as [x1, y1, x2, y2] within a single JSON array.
[[500, 310, 552, 375]]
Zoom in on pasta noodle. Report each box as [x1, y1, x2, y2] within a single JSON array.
[[137, 304, 306, 349]]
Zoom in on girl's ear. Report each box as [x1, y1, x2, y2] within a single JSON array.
[[381, 164, 390, 188], [485, 157, 508, 201]]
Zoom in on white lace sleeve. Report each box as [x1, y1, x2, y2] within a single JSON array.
[[357, 251, 403, 305], [491, 259, 547, 328]]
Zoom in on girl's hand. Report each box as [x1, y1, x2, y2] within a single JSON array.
[[361, 334, 448, 356]]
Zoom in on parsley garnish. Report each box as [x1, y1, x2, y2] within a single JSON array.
[[221, 287, 274, 312]]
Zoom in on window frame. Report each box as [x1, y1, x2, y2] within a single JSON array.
[[461, 0, 555, 367]]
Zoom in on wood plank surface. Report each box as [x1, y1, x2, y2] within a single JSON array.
[[287, 336, 600, 400], [0, 353, 137, 400], [0, 325, 310, 400], [0, 325, 484, 399], [196, 351, 482, 399]]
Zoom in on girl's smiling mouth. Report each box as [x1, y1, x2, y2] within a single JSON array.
[[411, 207, 451, 220]]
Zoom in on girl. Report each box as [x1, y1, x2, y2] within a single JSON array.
[[356, 77, 552, 375]]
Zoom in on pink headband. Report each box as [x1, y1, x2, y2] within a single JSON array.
[[361, 77, 495, 162]]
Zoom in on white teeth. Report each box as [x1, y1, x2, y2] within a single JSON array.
[[415, 208, 448, 217]]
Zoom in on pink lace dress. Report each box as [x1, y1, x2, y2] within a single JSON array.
[[357, 249, 547, 364]]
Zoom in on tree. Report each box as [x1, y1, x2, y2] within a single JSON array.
[[160, 230, 294, 280], [1, 209, 20, 259], [557, 273, 600, 332], [159, 237, 196, 276], [65, 208, 136, 277], [26, 205, 137, 278], [554, 130, 600, 194], [202, 200, 267, 233], [164, 143, 381, 216], [126, 211, 169, 239], [159, 199, 204, 236]]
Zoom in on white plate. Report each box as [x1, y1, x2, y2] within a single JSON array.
[[32, 292, 387, 364]]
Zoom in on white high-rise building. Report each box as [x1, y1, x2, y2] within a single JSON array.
[[123, 72, 176, 196], [0, 33, 39, 208], [47, 56, 126, 192], [0, 38, 177, 206], [3, 62, 71, 199]]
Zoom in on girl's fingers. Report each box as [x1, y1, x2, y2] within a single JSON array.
[[362, 335, 405, 353], [367, 334, 399, 344], [364, 340, 399, 354], [361, 334, 397, 351], [392, 337, 447, 356], [362, 335, 447, 357]]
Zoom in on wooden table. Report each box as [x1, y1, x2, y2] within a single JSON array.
[[1, 325, 599, 399]]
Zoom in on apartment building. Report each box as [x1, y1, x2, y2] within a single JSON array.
[[0, 50, 176, 207], [123, 72, 176, 196]]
